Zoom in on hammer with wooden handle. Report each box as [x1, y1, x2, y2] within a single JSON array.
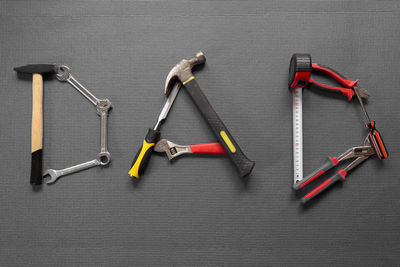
[[14, 64, 57, 185]]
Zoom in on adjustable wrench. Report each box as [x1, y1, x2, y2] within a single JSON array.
[[43, 65, 112, 184], [154, 139, 226, 160]]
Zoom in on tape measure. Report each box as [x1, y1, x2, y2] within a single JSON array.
[[289, 54, 312, 184]]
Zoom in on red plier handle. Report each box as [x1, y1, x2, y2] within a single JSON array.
[[190, 142, 226, 154], [310, 63, 359, 101]]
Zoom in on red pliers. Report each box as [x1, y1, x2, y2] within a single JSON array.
[[293, 136, 376, 203], [289, 54, 370, 101]]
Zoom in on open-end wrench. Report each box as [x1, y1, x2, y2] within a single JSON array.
[[56, 65, 100, 106], [43, 65, 112, 184], [44, 158, 101, 184], [56, 65, 112, 157]]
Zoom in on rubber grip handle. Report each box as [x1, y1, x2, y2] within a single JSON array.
[[183, 78, 255, 177], [301, 170, 347, 204], [367, 123, 388, 160], [312, 63, 358, 88], [309, 78, 354, 101], [293, 157, 338, 191], [190, 142, 226, 154], [128, 128, 160, 178], [31, 149, 43, 185]]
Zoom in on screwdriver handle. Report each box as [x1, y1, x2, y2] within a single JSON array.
[[128, 128, 160, 178], [301, 170, 347, 204], [190, 142, 226, 154], [367, 122, 388, 160], [293, 157, 338, 191]]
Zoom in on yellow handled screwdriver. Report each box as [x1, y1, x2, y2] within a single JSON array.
[[129, 82, 181, 178]]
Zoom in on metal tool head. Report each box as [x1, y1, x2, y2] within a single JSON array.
[[14, 64, 57, 76], [154, 139, 192, 160], [164, 51, 206, 96], [43, 169, 60, 184], [355, 87, 370, 99], [55, 65, 72, 81], [154, 139, 175, 153]]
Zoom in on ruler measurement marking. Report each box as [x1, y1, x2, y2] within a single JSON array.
[[293, 88, 303, 184]]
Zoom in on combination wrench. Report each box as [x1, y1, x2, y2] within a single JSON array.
[[43, 65, 112, 184]]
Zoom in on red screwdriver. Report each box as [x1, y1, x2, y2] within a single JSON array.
[[354, 87, 388, 159]]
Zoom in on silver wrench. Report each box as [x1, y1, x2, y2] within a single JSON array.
[[44, 159, 101, 184], [43, 65, 112, 184], [56, 65, 100, 106]]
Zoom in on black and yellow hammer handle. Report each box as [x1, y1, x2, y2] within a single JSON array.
[[129, 128, 160, 178], [182, 77, 255, 177]]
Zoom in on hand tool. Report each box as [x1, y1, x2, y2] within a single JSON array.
[[43, 65, 112, 184], [288, 54, 311, 184], [165, 52, 255, 177], [288, 54, 370, 184], [293, 136, 376, 203], [290, 55, 370, 101], [128, 82, 181, 178], [14, 64, 57, 185], [154, 139, 226, 160], [354, 87, 388, 160]]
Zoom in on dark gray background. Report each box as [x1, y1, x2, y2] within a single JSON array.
[[1, 1, 399, 266]]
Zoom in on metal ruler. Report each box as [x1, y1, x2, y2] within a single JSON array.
[[292, 88, 303, 184]]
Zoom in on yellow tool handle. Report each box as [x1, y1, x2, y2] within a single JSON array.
[[128, 128, 160, 178]]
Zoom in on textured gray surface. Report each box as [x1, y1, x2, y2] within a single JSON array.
[[1, 1, 400, 266]]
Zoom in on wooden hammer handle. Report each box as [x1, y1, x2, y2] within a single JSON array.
[[31, 73, 43, 185]]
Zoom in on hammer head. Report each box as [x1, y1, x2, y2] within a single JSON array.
[[164, 51, 206, 96], [14, 64, 57, 76]]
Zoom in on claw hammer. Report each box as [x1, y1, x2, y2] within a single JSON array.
[[165, 52, 255, 177]]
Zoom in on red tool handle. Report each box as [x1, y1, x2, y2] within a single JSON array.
[[190, 142, 226, 155], [312, 63, 358, 88], [293, 157, 339, 191], [367, 122, 388, 160], [309, 63, 359, 101], [308, 78, 355, 101], [301, 170, 347, 204]]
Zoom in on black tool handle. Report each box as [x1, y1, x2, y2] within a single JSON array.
[[31, 150, 43, 185], [301, 170, 347, 204], [128, 128, 160, 178], [293, 157, 338, 191], [183, 78, 255, 177]]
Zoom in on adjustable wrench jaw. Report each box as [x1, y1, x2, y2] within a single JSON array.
[[337, 137, 376, 173], [154, 139, 192, 160]]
